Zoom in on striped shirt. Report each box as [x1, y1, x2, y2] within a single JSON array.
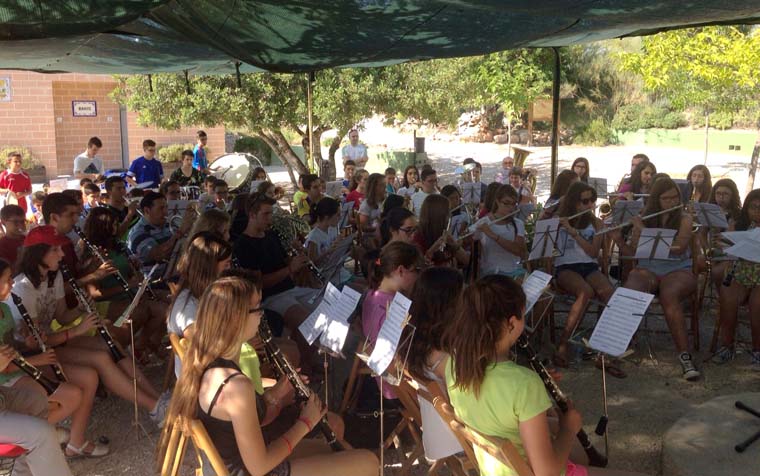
[[127, 217, 172, 276]]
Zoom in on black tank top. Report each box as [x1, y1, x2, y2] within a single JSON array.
[[197, 358, 266, 473]]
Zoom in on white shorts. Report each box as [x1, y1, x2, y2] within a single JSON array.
[[262, 287, 319, 316]]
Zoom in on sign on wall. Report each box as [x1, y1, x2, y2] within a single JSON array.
[[0, 77, 10, 102], [72, 100, 97, 117]]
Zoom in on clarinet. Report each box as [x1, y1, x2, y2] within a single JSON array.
[[274, 229, 326, 284], [59, 264, 126, 363], [516, 335, 608, 468], [12, 352, 60, 396], [116, 241, 158, 301], [73, 226, 134, 300], [723, 260, 739, 287], [258, 319, 344, 452], [11, 293, 67, 382]]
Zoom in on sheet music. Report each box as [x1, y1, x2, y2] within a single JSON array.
[[588, 287, 654, 357], [635, 228, 676, 260], [298, 301, 331, 345], [522, 271, 553, 315], [724, 228, 760, 263], [325, 180, 343, 198], [588, 177, 608, 197], [338, 201, 355, 230], [461, 182, 482, 205], [49, 178, 68, 193], [367, 293, 412, 376], [114, 264, 158, 327], [529, 218, 559, 261], [449, 213, 470, 240], [612, 200, 643, 225], [319, 286, 362, 354], [693, 202, 729, 229], [166, 199, 193, 217]]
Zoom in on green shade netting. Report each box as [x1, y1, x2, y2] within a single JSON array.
[[1, 1, 759, 74]]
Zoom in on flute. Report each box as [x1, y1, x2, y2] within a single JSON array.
[[458, 208, 520, 242], [12, 351, 60, 396], [12, 293, 67, 382], [60, 264, 126, 363], [258, 319, 344, 452], [516, 335, 608, 468], [595, 205, 682, 236], [73, 226, 134, 300]]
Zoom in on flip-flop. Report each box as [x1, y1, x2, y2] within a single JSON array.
[[595, 357, 626, 379]]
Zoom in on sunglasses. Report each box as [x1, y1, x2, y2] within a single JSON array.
[[581, 198, 596, 205]]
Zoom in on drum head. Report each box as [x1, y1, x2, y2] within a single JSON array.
[[209, 153, 254, 190]]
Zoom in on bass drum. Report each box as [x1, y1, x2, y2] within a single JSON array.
[[209, 153, 266, 192]]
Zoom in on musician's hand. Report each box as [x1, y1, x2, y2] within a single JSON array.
[[0, 345, 15, 371], [23, 333, 39, 350], [547, 367, 563, 382], [288, 255, 309, 274], [126, 200, 138, 217], [74, 313, 99, 336], [270, 375, 296, 407], [27, 348, 58, 367], [559, 217, 571, 230], [558, 400, 583, 435], [92, 261, 117, 280], [623, 192, 634, 201], [299, 393, 327, 428]]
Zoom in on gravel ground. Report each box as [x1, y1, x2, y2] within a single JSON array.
[[69, 124, 760, 475]]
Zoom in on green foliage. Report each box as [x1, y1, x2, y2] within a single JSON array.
[[234, 135, 272, 165], [710, 111, 734, 130], [470, 49, 552, 123], [611, 103, 686, 131], [620, 26, 760, 116], [157, 143, 193, 163], [576, 118, 617, 146], [0, 145, 39, 169]]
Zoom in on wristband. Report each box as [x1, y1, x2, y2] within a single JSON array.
[[281, 435, 293, 454], [298, 416, 313, 431]]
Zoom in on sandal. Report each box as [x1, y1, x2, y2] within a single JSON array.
[[65, 440, 109, 459], [595, 357, 626, 379]]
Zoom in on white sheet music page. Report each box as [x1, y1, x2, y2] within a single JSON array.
[[299, 301, 331, 345], [529, 218, 559, 261], [635, 228, 677, 260], [522, 271, 553, 315], [693, 202, 729, 229], [319, 286, 362, 354], [589, 287, 654, 357], [367, 293, 412, 376], [114, 264, 158, 327]]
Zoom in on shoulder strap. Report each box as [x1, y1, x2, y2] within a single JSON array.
[[207, 371, 245, 414]]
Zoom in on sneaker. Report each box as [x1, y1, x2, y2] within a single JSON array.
[[678, 352, 701, 381], [710, 346, 735, 365], [149, 391, 171, 428], [751, 351, 760, 370]]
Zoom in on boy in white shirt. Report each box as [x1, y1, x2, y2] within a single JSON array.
[[411, 168, 438, 217]]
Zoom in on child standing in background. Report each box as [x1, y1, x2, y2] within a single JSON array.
[[0, 152, 32, 215]]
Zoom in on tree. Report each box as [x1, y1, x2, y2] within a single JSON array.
[[620, 26, 760, 188], [470, 49, 553, 148], [112, 60, 477, 184]]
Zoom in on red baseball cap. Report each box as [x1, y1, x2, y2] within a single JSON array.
[[23, 225, 70, 248]]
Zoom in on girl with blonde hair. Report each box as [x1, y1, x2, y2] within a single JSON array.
[[158, 277, 378, 476]]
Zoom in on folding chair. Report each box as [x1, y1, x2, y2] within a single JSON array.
[[339, 339, 373, 415], [161, 418, 230, 476], [431, 392, 535, 476], [383, 377, 425, 476]]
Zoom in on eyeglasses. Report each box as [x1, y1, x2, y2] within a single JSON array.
[[581, 198, 596, 205], [399, 226, 417, 234], [499, 200, 516, 207], [660, 193, 680, 201]]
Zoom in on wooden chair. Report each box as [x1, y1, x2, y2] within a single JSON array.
[[405, 376, 472, 476], [384, 377, 426, 476], [430, 388, 535, 476], [161, 418, 230, 476], [339, 339, 373, 415]]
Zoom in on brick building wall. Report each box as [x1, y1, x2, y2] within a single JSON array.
[[0, 71, 226, 181]]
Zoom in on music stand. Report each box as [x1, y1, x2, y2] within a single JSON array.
[[612, 200, 643, 226], [588, 177, 608, 198], [734, 402, 760, 453], [529, 218, 560, 262], [634, 228, 677, 260], [693, 202, 729, 230]]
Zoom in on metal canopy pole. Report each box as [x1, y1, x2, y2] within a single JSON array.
[[307, 71, 316, 173], [550, 47, 561, 188]]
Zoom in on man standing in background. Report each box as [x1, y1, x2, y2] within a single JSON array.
[[73, 136, 104, 180], [341, 129, 369, 168], [193, 130, 210, 174]]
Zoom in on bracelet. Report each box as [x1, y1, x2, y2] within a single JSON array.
[[298, 416, 313, 431], [281, 435, 293, 454]]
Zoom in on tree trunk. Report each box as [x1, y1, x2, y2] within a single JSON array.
[[300, 127, 332, 178], [746, 131, 760, 193], [703, 112, 709, 165], [256, 129, 308, 188], [507, 112, 513, 150], [327, 128, 349, 181]]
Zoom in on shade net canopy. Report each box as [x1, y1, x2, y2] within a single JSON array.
[[1, 1, 760, 74]]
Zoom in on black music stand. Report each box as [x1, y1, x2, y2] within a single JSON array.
[[735, 401, 760, 453]]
